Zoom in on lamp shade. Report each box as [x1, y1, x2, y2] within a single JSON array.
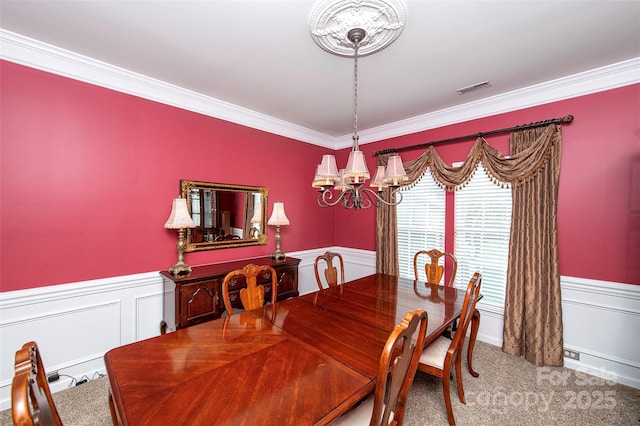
[[164, 198, 196, 229], [383, 155, 409, 185], [312, 164, 332, 188], [267, 202, 290, 226], [344, 150, 370, 182], [250, 201, 262, 224], [317, 155, 339, 180], [370, 165, 387, 190]]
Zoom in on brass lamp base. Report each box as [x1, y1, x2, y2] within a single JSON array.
[[169, 228, 192, 275], [270, 224, 286, 261], [169, 261, 192, 275], [270, 251, 286, 262]]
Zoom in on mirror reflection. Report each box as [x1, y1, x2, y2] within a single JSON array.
[[180, 180, 268, 252]]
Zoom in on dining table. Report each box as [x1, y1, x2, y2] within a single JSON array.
[[104, 273, 480, 425]]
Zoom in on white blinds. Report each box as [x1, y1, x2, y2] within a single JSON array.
[[454, 162, 512, 306], [397, 168, 446, 281]]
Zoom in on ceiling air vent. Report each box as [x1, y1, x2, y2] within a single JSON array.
[[457, 80, 491, 95]]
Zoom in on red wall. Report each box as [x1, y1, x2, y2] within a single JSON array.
[[1, 60, 638, 291], [335, 84, 640, 285], [0, 61, 335, 291]]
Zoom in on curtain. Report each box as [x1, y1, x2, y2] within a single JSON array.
[[502, 126, 564, 366], [243, 195, 255, 238], [376, 152, 430, 274], [376, 124, 563, 366]]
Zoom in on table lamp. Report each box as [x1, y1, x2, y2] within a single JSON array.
[[267, 201, 289, 261], [249, 200, 262, 239], [164, 198, 196, 275]]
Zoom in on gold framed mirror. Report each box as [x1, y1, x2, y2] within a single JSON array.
[[180, 180, 268, 252]]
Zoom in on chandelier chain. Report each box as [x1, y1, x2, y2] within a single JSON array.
[[353, 39, 359, 148]]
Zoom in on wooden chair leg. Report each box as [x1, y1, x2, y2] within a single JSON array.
[[442, 370, 456, 426], [467, 308, 481, 378], [455, 353, 465, 404]]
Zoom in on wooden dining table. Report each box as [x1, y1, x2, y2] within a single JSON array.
[[104, 273, 480, 426]]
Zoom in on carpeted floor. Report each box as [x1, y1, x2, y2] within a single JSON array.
[[1, 340, 638, 425], [403, 340, 640, 425]]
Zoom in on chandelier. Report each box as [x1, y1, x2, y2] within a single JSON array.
[[310, 0, 409, 210]]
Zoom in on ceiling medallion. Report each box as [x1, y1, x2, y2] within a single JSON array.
[[309, 0, 408, 57]]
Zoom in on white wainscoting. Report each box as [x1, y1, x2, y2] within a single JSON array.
[[468, 276, 640, 389], [0, 271, 164, 410], [560, 276, 640, 389], [0, 250, 637, 410], [290, 246, 377, 296], [0, 247, 375, 410]]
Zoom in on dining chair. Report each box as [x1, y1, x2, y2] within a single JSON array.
[[222, 263, 278, 316], [314, 251, 345, 290], [413, 249, 457, 286], [334, 309, 428, 426], [414, 248, 459, 339], [12, 341, 63, 426], [417, 272, 482, 426]]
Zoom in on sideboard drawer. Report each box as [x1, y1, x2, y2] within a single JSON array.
[[178, 279, 220, 329]]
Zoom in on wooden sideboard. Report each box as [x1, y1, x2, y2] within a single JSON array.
[[160, 256, 300, 333]]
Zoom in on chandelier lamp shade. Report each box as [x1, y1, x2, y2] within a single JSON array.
[[309, 1, 409, 210]]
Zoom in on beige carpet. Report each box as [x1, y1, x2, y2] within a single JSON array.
[[1, 340, 638, 425]]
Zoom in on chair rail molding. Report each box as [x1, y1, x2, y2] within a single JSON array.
[[0, 253, 637, 410]]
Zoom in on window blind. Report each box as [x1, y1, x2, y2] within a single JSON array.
[[397, 168, 446, 281], [454, 162, 512, 306]]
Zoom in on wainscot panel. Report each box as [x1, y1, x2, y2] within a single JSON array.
[[0, 272, 162, 410], [1, 254, 636, 410], [561, 276, 640, 389]]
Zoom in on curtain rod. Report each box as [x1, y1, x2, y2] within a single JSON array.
[[372, 114, 573, 156]]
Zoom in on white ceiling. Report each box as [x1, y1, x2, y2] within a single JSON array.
[[1, 1, 639, 145]]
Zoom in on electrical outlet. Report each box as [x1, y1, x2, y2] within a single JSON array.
[[47, 370, 60, 383], [563, 349, 580, 360]]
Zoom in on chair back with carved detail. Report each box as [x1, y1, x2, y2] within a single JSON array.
[[314, 251, 345, 290], [334, 310, 428, 426], [413, 249, 457, 287], [417, 272, 482, 426], [12, 341, 63, 426], [222, 264, 278, 315]]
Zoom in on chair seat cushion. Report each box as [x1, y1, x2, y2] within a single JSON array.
[[333, 396, 374, 425], [333, 396, 395, 425], [419, 335, 452, 369]]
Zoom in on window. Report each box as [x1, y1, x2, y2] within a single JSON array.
[[396, 162, 512, 307], [189, 189, 201, 226], [454, 162, 511, 306], [397, 168, 446, 281]]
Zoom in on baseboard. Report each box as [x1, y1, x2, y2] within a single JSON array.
[[0, 252, 637, 410]]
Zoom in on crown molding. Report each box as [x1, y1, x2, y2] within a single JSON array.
[[0, 30, 335, 148], [1, 30, 638, 151], [351, 57, 640, 149]]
